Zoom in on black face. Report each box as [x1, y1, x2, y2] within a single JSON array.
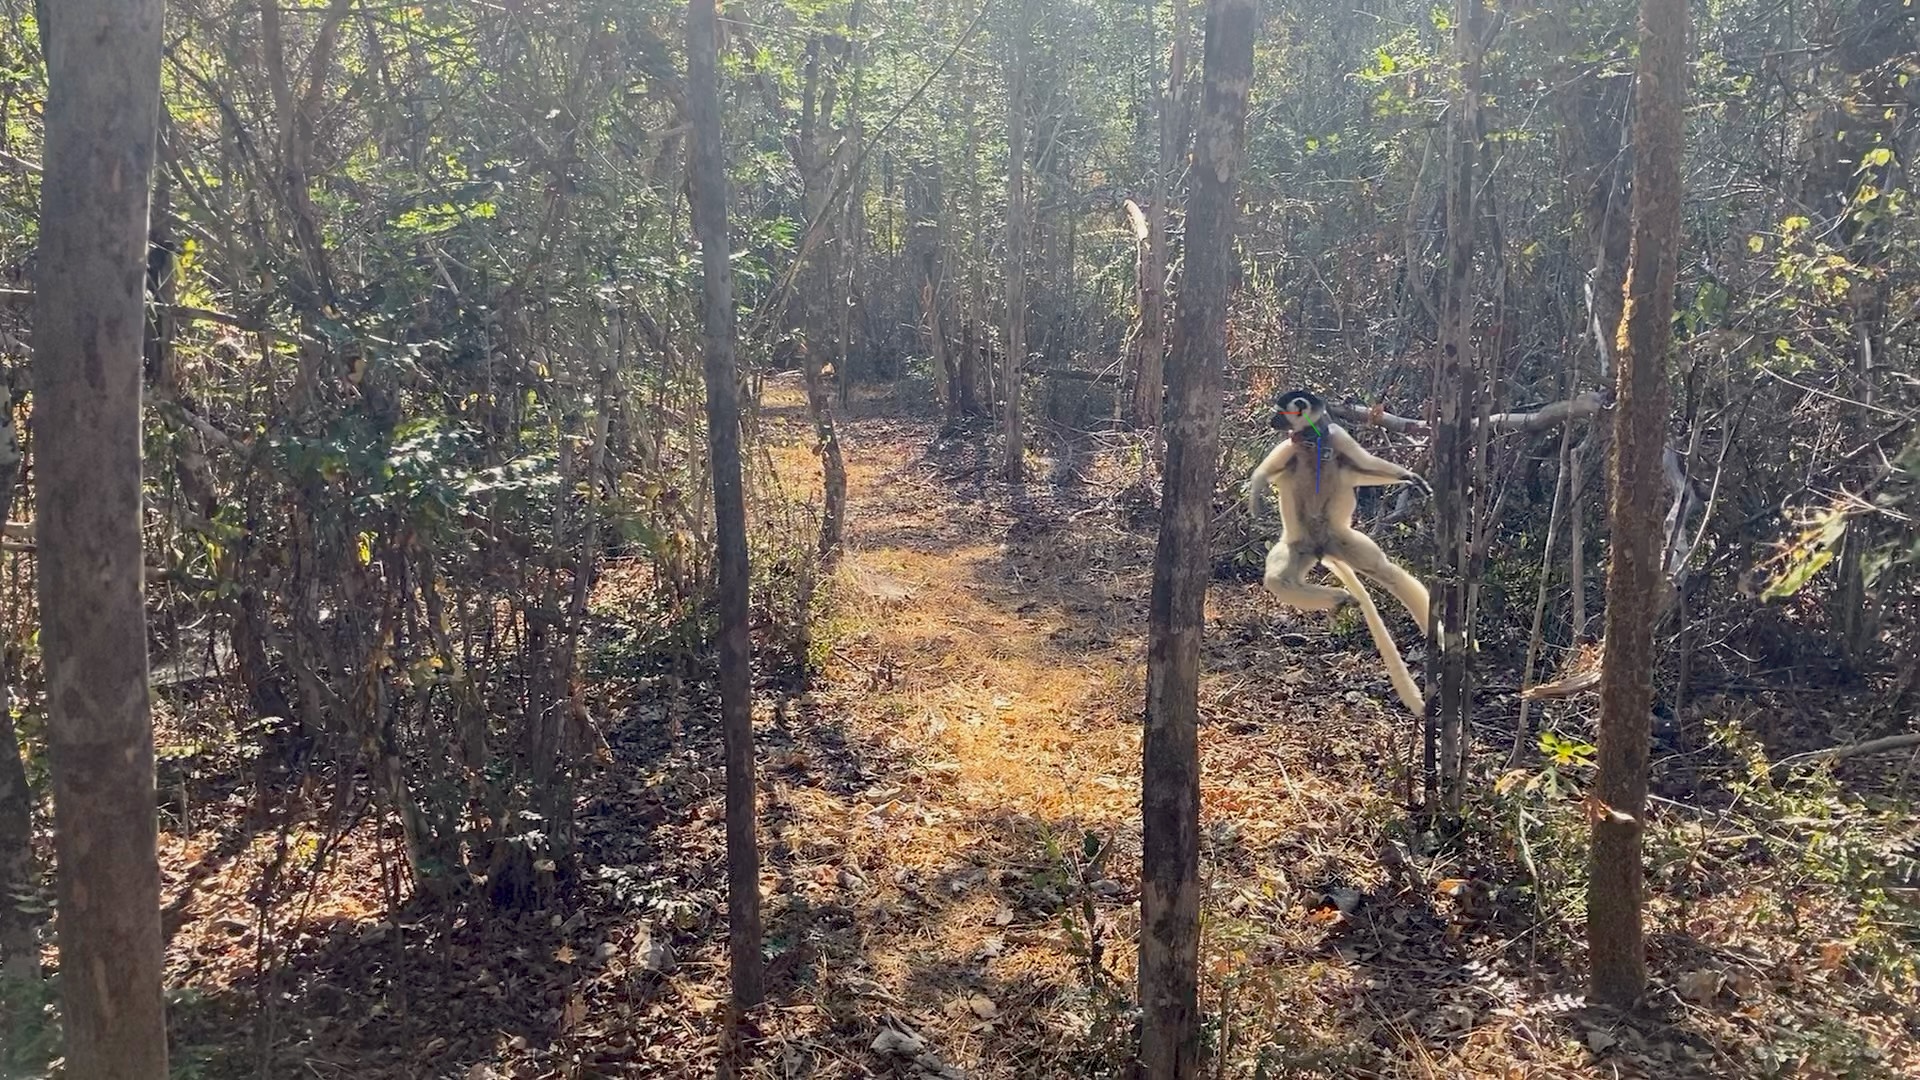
[[1269, 388, 1323, 431]]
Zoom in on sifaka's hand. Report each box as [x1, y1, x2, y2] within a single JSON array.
[[1404, 472, 1434, 499]]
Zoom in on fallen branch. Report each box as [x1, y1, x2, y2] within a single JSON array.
[[1774, 732, 1920, 769]]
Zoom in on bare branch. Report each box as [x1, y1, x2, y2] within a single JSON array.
[[1328, 389, 1612, 438], [0, 288, 311, 345], [1775, 732, 1920, 769]]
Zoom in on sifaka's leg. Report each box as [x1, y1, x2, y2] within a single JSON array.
[[1323, 557, 1426, 715], [1262, 538, 1351, 612], [1332, 528, 1431, 636]]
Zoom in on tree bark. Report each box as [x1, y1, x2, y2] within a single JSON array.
[[795, 36, 848, 568], [1000, 0, 1032, 483], [1589, 0, 1685, 1009], [687, 0, 765, 1011], [1138, 0, 1256, 1073], [1426, 0, 1484, 811], [34, 0, 170, 1075], [1130, 0, 1188, 434]]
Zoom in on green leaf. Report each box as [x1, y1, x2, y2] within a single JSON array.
[[1761, 511, 1849, 600], [1748, 234, 1765, 253], [1761, 547, 1833, 600], [1861, 147, 1894, 169]]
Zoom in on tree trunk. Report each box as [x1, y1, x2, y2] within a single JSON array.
[[687, 0, 765, 1012], [0, 704, 32, 982], [1000, 0, 1031, 483], [909, 161, 958, 421], [1589, 0, 1685, 1009], [838, 0, 865, 410], [1130, 0, 1188, 434], [962, 66, 989, 419], [1138, 0, 1256, 1073], [1426, 0, 1483, 811], [795, 36, 849, 568], [34, 0, 170, 1075], [143, 165, 177, 392]]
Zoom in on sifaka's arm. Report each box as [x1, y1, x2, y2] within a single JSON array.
[[1247, 437, 1299, 519], [1327, 426, 1430, 492]]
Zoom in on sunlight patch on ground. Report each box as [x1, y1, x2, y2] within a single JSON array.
[[835, 540, 1141, 826]]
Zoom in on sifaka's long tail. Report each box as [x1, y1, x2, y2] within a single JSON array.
[[1324, 557, 1425, 715]]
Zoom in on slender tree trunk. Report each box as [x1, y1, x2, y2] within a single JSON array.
[[1000, 0, 1031, 483], [1131, 0, 1187, 434], [687, 0, 765, 1012], [1138, 0, 1256, 1073], [1589, 0, 1685, 1009], [144, 166, 177, 391], [35, 0, 169, 1075], [961, 75, 986, 417], [909, 161, 956, 420], [838, 0, 866, 411], [1426, 0, 1482, 811], [0, 704, 31, 981], [795, 37, 848, 567], [1511, 410, 1576, 769]]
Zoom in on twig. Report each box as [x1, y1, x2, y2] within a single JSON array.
[[1755, 363, 1909, 419]]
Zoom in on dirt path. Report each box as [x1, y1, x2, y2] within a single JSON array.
[[741, 387, 1448, 1076]]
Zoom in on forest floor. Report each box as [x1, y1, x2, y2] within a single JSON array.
[[81, 376, 1916, 1079]]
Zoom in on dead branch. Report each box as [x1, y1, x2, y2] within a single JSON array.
[[1329, 390, 1612, 438], [0, 288, 314, 347], [1775, 732, 1920, 769], [154, 399, 247, 453]]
